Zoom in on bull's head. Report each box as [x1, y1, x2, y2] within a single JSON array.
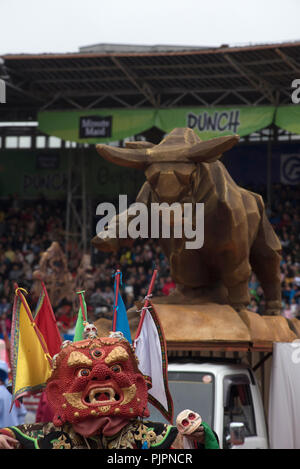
[[96, 128, 239, 204]]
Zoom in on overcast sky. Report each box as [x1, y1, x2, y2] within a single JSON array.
[[1, 0, 300, 55]]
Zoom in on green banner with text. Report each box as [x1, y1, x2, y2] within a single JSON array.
[[275, 105, 300, 134], [38, 106, 276, 143], [0, 150, 145, 200]]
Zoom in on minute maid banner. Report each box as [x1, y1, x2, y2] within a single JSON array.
[[38, 106, 276, 143]]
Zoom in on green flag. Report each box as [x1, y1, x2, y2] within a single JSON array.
[[73, 291, 88, 342]]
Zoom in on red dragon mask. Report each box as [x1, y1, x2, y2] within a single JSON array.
[[46, 334, 149, 437]]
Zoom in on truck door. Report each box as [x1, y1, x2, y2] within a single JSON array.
[[222, 373, 267, 449]]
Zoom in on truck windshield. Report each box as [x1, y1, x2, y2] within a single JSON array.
[[148, 371, 214, 427]]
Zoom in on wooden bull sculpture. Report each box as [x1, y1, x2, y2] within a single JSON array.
[[92, 128, 282, 315]]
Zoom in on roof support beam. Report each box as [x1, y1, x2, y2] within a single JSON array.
[[40, 93, 61, 110], [110, 56, 157, 107], [7, 57, 284, 75], [110, 94, 133, 107], [164, 92, 189, 107], [189, 91, 209, 106], [211, 90, 231, 105], [62, 96, 83, 109], [223, 53, 276, 104], [230, 90, 252, 105], [86, 95, 107, 109], [5, 81, 44, 103], [275, 48, 300, 74], [253, 95, 268, 106], [133, 97, 148, 108], [30, 68, 295, 87], [39, 85, 277, 99]]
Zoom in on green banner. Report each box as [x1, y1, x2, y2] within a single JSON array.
[[0, 150, 68, 199], [38, 106, 276, 143], [38, 108, 156, 144], [275, 105, 300, 134], [0, 150, 145, 200], [156, 106, 275, 140]]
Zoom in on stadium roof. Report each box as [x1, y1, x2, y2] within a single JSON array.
[[1, 40, 299, 121], [78, 43, 213, 53]]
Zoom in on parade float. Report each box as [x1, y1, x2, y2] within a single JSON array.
[[93, 127, 300, 449]]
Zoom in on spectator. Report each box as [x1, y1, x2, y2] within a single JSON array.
[[102, 286, 115, 305], [290, 298, 299, 318], [162, 276, 176, 296], [90, 288, 108, 308], [8, 264, 23, 282], [0, 361, 27, 429], [0, 298, 10, 317], [249, 299, 258, 313]]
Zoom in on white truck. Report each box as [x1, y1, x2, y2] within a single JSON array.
[[144, 302, 300, 449], [149, 359, 269, 449]]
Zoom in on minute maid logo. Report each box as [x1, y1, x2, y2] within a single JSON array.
[[79, 115, 112, 138], [187, 109, 240, 133]]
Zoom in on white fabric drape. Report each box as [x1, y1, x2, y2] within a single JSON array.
[[268, 342, 300, 449], [134, 308, 168, 412]]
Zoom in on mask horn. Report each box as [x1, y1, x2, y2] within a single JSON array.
[[187, 135, 240, 163], [96, 144, 148, 169]]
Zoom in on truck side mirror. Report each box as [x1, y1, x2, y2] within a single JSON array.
[[229, 422, 245, 446]]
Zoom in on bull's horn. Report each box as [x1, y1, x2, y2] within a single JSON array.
[[96, 144, 148, 169], [187, 135, 240, 163], [125, 141, 155, 149]]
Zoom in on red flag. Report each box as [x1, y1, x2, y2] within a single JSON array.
[[34, 282, 62, 357]]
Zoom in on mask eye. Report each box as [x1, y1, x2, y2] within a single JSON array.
[[78, 368, 91, 377], [188, 413, 196, 420], [182, 419, 189, 426], [91, 349, 102, 359], [110, 364, 122, 373]]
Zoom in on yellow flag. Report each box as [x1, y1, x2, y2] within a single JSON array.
[[11, 289, 52, 402]]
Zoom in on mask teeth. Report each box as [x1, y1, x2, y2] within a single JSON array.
[[52, 354, 58, 370]]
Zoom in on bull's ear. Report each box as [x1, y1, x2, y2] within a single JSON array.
[[96, 144, 148, 170], [187, 135, 240, 163], [125, 141, 155, 149]]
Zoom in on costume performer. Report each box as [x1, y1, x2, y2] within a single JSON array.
[[0, 330, 218, 449]]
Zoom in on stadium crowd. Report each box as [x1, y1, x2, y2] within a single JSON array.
[[0, 184, 299, 338]]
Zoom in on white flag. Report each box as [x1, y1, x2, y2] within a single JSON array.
[[134, 307, 173, 423]]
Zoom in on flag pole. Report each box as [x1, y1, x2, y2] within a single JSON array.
[[13, 283, 52, 367], [112, 269, 121, 332], [76, 290, 87, 323], [134, 269, 158, 341]]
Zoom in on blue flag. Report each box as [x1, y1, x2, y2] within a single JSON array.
[[113, 287, 132, 344]]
